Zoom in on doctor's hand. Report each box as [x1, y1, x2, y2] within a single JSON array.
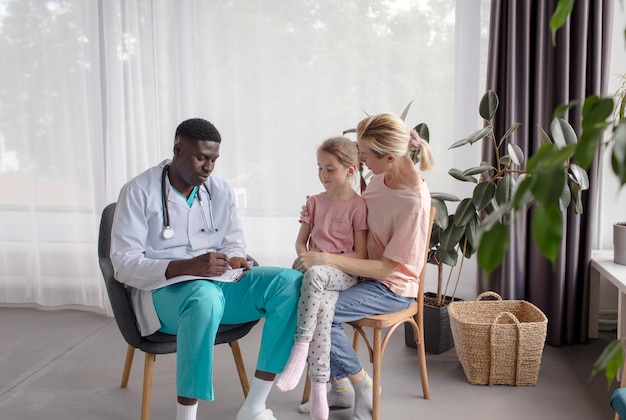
[[229, 256, 251, 270], [165, 251, 230, 279]]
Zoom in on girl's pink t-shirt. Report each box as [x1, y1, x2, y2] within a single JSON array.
[[362, 173, 431, 297], [302, 193, 368, 254]]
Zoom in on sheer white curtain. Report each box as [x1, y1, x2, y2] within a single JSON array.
[[0, 0, 490, 313]]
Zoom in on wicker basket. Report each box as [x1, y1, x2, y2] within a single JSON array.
[[448, 291, 548, 386]]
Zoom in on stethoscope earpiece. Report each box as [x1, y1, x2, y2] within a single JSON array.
[[161, 164, 218, 240]]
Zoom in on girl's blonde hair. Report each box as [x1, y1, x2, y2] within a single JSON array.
[[356, 112, 434, 172], [318, 136, 359, 168]]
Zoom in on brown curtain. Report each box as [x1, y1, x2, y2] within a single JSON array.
[[481, 0, 613, 346]]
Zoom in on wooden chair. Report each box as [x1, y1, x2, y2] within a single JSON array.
[[98, 202, 259, 420], [301, 207, 435, 420]]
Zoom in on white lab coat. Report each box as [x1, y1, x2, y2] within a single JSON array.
[[110, 159, 247, 335]]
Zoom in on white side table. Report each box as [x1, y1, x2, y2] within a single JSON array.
[[589, 250, 626, 339]]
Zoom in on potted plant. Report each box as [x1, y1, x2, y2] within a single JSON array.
[[404, 88, 595, 353]]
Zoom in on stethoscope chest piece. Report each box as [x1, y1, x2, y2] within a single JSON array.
[[162, 226, 174, 239]]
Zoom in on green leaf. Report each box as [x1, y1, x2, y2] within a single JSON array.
[[568, 164, 589, 190], [430, 198, 450, 230], [551, 117, 578, 146], [479, 90, 499, 120], [549, 0, 575, 46], [537, 125, 553, 146], [473, 181, 496, 211], [532, 204, 563, 263], [582, 96, 614, 130], [575, 187, 584, 214], [527, 143, 575, 173], [575, 128, 602, 170], [435, 246, 459, 267], [468, 126, 494, 144], [440, 219, 466, 251], [612, 121, 626, 186], [463, 164, 495, 177], [478, 205, 506, 231], [591, 339, 623, 388], [495, 174, 514, 206], [464, 215, 479, 251], [430, 192, 461, 202], [526, 143, 556, 173], [400, 100, 414, 121], [553, 99, 580, 118], [414, 123, 430, 142], [477, 222, 509, 274], [460, 236, 476, 258], [507, 143, 524, 166], [454, 198, 477, 226], [498, 122, 522, 147], [449, 168, 478, 183], [513, 174, 535, 210], [500, 155, 512, 166], [449, 138, 470, 150], [559, 182, 571, 210], [532, 165, 567, 206]]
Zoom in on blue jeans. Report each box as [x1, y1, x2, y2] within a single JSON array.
[[328, 279, 414, 381]]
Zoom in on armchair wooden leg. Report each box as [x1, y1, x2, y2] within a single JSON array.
[[417, 335, 431, 399], [372, 328, 382, 420], [301, 365, 311, 404], [141, 353, 156, 420], [230, 340, 250, 397], [121, 345, 135, 388]]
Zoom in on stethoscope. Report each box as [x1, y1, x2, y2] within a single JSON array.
[[161, 164, 218, 239]]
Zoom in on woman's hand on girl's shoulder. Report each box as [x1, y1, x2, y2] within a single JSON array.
[[299, 195, 310, 222]]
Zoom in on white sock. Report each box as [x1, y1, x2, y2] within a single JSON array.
[[352, 373, 373, 420], [176, 402, 198, 420], [298, 378, 354, 413], [237, 377, 274, 419]]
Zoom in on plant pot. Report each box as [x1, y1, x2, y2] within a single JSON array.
[[404, 292, 461, 354], [615, 222, 626, 266]]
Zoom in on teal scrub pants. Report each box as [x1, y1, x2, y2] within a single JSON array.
[[152, 266, 302, 401]]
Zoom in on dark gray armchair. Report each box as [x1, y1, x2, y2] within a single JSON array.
[[98, 202, 259, 420]]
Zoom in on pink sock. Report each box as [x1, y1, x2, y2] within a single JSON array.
[[310, 382, 329, 420], [275, 341, 309, 391]]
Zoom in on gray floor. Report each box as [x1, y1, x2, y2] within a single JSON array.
[[0, 307, 619, 420]]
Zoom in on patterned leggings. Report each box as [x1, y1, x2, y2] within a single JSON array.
[[297, 265, 358, 382]]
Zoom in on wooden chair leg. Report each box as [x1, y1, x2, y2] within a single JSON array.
[[230, 340, 250, 397], [121, 345, 135, 388], [352, 327, 360, 352], [301, 365, 311, 404], [141, 353, 155, 420], [372, 328, 382, 420], [417, 330, 431, 399]]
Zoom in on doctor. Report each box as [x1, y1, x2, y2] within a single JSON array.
[[111, 118, 302, 420]]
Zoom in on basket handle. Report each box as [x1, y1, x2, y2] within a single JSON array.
[[489, 311, 522, 386], [476, 291, 502, 301]]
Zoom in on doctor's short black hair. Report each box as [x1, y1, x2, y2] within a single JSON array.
[[175, 118, 221, 143]]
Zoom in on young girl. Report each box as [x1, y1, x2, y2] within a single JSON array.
[[275, 137, 368, 420]]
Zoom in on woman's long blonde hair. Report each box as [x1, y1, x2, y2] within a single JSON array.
[[356, 112, 434, 172]]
